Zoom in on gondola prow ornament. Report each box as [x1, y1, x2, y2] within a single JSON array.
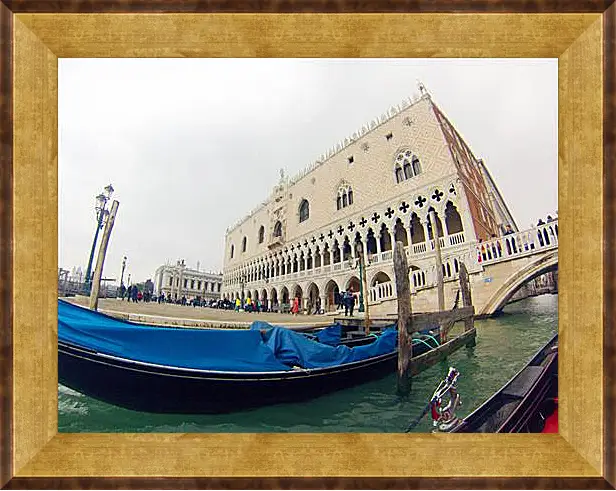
[[403, 366, 461, 433], [430, 367, 462, 432]]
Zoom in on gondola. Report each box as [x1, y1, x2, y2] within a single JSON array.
[[424, 333, 558, 433], [58, 300, 440, 414]]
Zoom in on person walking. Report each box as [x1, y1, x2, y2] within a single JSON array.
[[343, 291, 350, 316], [291, 297, 299, 316], [235, 297, 241, 311], [131, 286, 138, 303]]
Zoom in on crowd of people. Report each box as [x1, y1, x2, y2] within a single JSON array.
[[117, 285, 363, 317], [334, 290, 358, 316]]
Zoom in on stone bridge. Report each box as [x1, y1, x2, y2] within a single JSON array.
[[366, 220, 559, 317]]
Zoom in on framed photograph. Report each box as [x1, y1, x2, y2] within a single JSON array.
[[1, 3, 614, 488]]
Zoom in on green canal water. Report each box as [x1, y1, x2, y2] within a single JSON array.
[[58, 294, 558, 433]]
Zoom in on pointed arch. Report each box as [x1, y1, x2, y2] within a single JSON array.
[[410, 213, 425, 244], [445, 201, 463, 235], [394, 218, 409, 246], [366, 228, 378, 254], [332, 240, 341, 263], [342, 236, 352, 261], [379, 223, 392, 251]]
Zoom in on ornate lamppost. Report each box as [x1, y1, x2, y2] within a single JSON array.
[[119, 256, 127, 296], [84, 184, 114, 293]]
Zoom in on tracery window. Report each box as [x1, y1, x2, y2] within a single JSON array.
[[336, 183, 354, 210], [395, 150, 422, 183]]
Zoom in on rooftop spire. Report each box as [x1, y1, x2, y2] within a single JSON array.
[[417, 79, 430, 99]]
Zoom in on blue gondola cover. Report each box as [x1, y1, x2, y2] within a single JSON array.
[[59, 301, 397, 373]]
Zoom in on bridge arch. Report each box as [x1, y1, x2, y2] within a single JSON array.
[[480, 250, 558, 316]]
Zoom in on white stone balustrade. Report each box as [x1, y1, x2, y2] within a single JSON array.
[[477, 220, 558, 266], [369, 281, 395, 303]]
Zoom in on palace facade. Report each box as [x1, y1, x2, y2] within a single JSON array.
[[154, 260, 222, 302], [221, 86, 517, 314]]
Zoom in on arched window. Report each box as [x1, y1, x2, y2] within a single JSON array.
[[395, 165, 403, 183], [403, 160, 412, 179], [394, 150, 422, 183], [445, 201, 464, 235], [299, 199, 309, 223], [336, 183, 354, 210], [242, 237, 247, 252], [258, 226, 265, 244], [394, 218, 408, 246], [273, 221, 282, 238], [412, 156, 422, 175], [410, 213, 425, 244], [230, 244, 234, 259], [379, 224, 392, 252]]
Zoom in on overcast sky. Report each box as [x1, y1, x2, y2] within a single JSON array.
[[59, 58, 557, 284]]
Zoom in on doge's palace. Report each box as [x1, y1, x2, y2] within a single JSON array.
[[221, 86, 516, 315]]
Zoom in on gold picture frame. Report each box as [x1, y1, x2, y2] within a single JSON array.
[[1, 5, 614, 488]]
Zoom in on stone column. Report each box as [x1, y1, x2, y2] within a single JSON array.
[[178, 267, 184, 300]]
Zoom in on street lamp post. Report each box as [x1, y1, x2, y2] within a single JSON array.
[[120, 256, 127, 296], [84, 184, 114, 293]]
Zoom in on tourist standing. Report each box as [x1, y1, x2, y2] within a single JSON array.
[[235, 297, 241, 311], [348, 290, 355, 317]]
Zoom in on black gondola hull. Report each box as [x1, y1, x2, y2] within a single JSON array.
[[59, 342, 400, 413], [449, 334, 558, 433]]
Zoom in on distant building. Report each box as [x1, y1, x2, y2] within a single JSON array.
[[154, 260, 222, 302]]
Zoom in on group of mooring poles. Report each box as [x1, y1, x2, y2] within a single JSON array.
[[393, 238, 476, 395]]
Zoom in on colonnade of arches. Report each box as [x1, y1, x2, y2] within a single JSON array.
[[223, 270, 395, 313], [223, 200, 464, 290]]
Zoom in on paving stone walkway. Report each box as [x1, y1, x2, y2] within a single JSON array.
[[64, 296, 344, 328]]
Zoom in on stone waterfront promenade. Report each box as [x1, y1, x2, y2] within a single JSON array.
[[64, 296, 332, 329]]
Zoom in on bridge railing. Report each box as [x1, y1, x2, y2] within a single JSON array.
[[477, 220, 558, 266]]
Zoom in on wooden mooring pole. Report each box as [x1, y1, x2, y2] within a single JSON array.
[[459, 262, 476, 346], [89, 200, 119, 311], [393, 240, 413, 395], [356, 241, 371, 335]]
